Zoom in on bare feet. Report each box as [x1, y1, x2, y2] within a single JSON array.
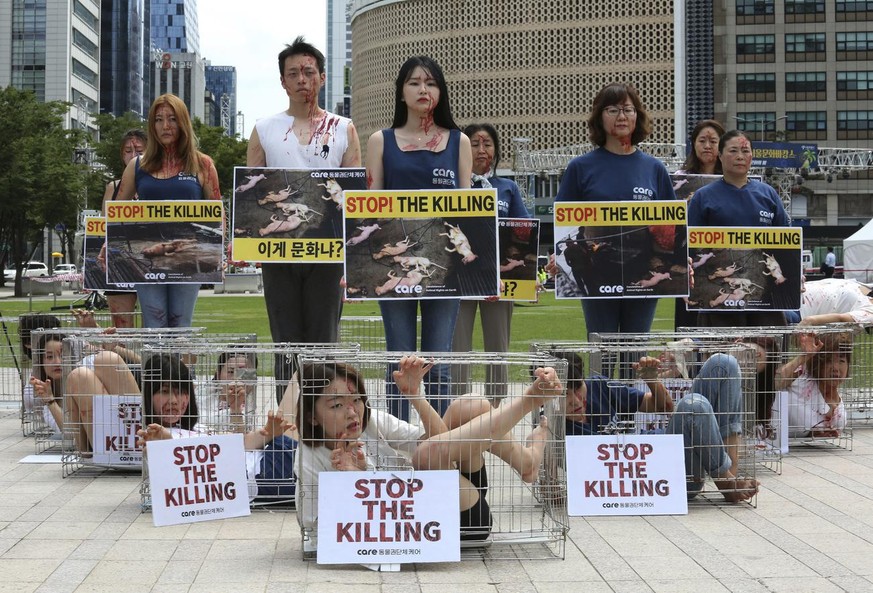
[[520, 415, 549, 483], [715, 476, 760, 503]]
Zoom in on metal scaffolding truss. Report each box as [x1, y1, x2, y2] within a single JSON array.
[[512, 139, 873, 216]]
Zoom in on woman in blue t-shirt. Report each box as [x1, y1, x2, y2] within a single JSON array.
[[452, 123, 530, 398], [365, 56, 472, 419], [548, 83, 676, 374], [107, 94, 221, 328]]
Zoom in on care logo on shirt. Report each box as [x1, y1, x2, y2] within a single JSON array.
[[432, 167, 456, 187], [632, 186, 654, 200], [759, 210, 774, 225], [178, 172, 197, 183]]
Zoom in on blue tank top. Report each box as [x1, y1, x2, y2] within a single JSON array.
[[134, 157, 204, 200], [382, 128, 461, 190]]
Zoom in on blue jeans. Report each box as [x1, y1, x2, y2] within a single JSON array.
[[666, 353, 742, 497], [136, 283, 200, 328], [379, 298, 460, 420], [582, 298, 658, 378]]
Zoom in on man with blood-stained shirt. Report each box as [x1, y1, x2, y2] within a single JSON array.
[[247, 37, 362, 403]]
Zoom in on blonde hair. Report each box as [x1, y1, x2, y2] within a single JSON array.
[[140, 94, 204, 177]]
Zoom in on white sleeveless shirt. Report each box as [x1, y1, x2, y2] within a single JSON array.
[[255, 110, 351, 168]]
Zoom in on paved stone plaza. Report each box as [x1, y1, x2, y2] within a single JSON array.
[[1, 403, 872, 593]]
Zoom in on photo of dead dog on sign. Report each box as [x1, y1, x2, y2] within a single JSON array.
[[231, 167, 366, 263], [343, 189, 498, 300], [105, 200, 223, 284], [687, 226, 802, 311], [553, 201, 687, 299]]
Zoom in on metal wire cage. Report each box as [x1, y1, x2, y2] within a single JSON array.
[[294, 350, 570, 562], [532, 338, 760, 506], [43, 330, 250, 477], [28, 326, 184, 455], [680, 325, 857, 453], [137, 341, 360, 512], [17, 312, 137, 436], [338, 316, 389, 351], [0, 316, 23, 410], [831, 321, 873, 428]]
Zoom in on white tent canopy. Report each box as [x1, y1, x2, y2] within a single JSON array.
[[843, 218, 873, 283]]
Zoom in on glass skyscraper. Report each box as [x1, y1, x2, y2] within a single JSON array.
[[150, 0, 199, 55], [100, 0, 147, 117], [205, 64, 237, 136]]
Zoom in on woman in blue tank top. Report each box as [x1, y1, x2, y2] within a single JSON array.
[[365, 56, 473, 420], [110, 94, 221, 328]]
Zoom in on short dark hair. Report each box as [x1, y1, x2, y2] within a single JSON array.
[[278, 36, 325, 75], [463, 123, 501, 174], [587, 82, 651, 147], [549, 350, 585, 394], [142, 354, 198, 430], [298, 362, 369, 446], [682, 119, 726, 174], [391, 56, 458, 130], [718, 129, 750, 154]]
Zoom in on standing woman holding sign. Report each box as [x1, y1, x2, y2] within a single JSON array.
[[101, 129, 147, 328], [107, 94, 221, 328], [365, 56, 472, 419], [452, 123, 529, 397], [687, 130, 789, 327], [549, 83, 675, 342]]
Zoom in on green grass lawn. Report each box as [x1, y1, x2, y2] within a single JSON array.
[[0, 290, 677, 353]]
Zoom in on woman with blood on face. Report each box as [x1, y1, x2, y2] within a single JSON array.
[[105, 94, 221, 328], [451, 123, 530, 398], [365, 56, 472, 420], [547, 83, 676, 375], [101, 129, 147, 328]]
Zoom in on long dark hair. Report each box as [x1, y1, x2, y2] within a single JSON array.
[[391, 56, 458, 130], [587, 82, 652, 147], [683, 119, 725, 174], [142, 354, 198, 430], [298, 362, 369, 446], [34, 333, 65, 400], [463, 123, 501, 174], [744, 337, 780, 425]]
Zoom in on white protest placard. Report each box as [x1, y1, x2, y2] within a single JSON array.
[[566, 434, 688, 516], [146, 434, 250, 527], [316, 470, 460, 565], [91, 395, 142, 466]]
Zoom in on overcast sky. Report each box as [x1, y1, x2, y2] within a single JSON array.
[[199, 1, 327, 138]]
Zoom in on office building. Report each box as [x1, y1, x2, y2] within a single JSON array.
[[205, 64, 237, 135], [100, 0, 148, 118], [150, 0, 200, 55], [326, 0, 352, 117], [0, 0, 101, 133]]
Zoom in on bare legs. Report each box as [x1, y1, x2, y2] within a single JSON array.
[[65, 351, 140, 452], [411, 368, 560, 511]]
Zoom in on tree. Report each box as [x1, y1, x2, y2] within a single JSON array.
[[0, 86, 89, 295], [193, 119, 248, 199]]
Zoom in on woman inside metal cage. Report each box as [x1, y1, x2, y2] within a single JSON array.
[[137, 354, 299, 503], [776, 332, 850, 438], [295, 355, 558, 543], [557, 350, 759, 502], [197, 350, 259, 430], [26, 332, 67, 436]]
